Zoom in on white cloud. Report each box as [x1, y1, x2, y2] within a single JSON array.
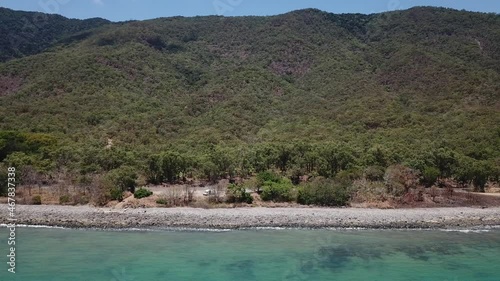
[[92, 0, 104, 5]]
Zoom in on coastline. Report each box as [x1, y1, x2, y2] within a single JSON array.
[[1, 205, 500, 230]]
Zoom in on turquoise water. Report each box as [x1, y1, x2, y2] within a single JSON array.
[[0, 227, 499, 281]]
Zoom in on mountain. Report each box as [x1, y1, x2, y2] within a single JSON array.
[[0, 7, 499, 184], [0, 7, 110, 62]]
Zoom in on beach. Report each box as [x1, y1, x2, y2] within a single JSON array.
[[1, 205, 500, 229]]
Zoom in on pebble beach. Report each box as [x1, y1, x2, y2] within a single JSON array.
[[1, 205, 500, 230]]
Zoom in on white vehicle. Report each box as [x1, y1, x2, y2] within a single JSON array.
[[203, 189, 215, 196]]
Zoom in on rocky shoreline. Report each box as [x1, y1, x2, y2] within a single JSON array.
[[1, 205, 500, 230]]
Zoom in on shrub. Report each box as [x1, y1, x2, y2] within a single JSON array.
[[289, 168, 304, 185], [364, 166, 385, 181], [59, 195, 71, 205], [156, 186, 189, 206], [134, 188, 153, 199], [335, 168, 362, 185], [226, 184, 253, 204], [32, 195, 42, 205], [429, 186, 439, 202], [72, 194, 89, 205], [109, 185, 124, 201], [156, 197, 168, 205], [256, 170, 283, 194], [350, 179, 387, 203], [260, 178, 295, 202], [257, 171, 282, 183], [242, 177, 259, 193], [105, 166, 138, 201], [91, 171, 124, 202], [384, 165, 419, 197], [87, 175, 114, 206], [297, 178, 349, 206]]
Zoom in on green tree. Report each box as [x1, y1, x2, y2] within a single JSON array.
[[297, 178, 350, 206], [0, 131, 25, 161], [432, 148, 457, 178], [256, 170, 281, 193], [454, 156, 474, 186], [208, 147, 235, 178], [261, 178, 295, 202], [421, 166, 440, 187], [199, 158, 218, 183], [365, 145, 389, 168], [105, 166, 138, 200], [160, 151, 187, 183], [384, 165, 419, 197], [145, 154, 164, 184], [226, 184, 253, 204], [98, 147, 132, 171], [318, 144, 356, 178], [275, 145, 293, 173], [470, 161, 494, 192], [252, 145, 278, 173]]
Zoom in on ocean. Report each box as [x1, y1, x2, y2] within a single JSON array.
[[0, 226, 499, 280]]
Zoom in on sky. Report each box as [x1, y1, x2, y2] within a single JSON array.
[[0, 0, 499, 21]]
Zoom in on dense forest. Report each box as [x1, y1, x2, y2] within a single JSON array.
[[0, 7, 499, 206]]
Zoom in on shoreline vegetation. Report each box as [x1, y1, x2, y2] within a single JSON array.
[[2, 166, 500, 210], [1, 205, 500, 230]]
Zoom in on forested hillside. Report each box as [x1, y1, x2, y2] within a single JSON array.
[[0, 7, 110, 62], [0, 7, 499, 204]]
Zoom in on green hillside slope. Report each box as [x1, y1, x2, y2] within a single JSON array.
[[0, 7, 110, 62], [0, 7, 499, 199]]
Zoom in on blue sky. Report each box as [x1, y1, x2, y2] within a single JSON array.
[[1, 0, 499, 21]]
